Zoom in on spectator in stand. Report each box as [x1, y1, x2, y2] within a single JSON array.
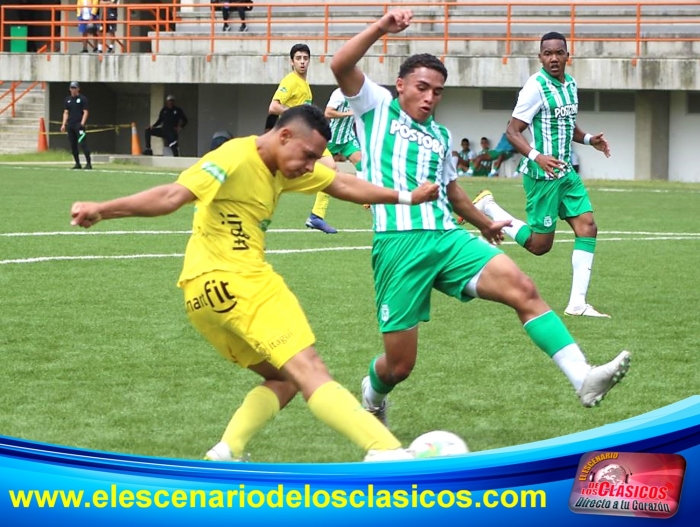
[[76, 0, 99, 53], [219, 0, 254, 33]]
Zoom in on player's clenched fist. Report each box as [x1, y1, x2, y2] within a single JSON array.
[[71, 202, 102, 228], [377, 10, 413, 34], [410, 182, 440, 204]]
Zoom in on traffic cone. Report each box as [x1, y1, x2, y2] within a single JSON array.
[[37, 117, 48, 152], [131, 122, 142, 155]]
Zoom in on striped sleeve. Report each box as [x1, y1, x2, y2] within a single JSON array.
[[512, 76, 543, 125]]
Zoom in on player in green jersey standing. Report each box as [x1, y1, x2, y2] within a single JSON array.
[[331, 12, 630, 424], [325, 87, 363, 173], [473, 32, 611, 318]]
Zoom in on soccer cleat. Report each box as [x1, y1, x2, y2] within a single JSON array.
[[71, 164, 82, 170], [361, 376, 388, 427], [465, 168, 474, 176], [204, 441, 250, 462], [577, 350, 631, 407], [488, 170, 498, 178], [84, 163, 92, 170], [565, 304, 611, 318], [142, 148, 153, 156], [471, 189, 494, 214], [363, 448, 415, 462], [305, 214, 338, 234]]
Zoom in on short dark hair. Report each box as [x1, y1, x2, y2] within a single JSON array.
[[398, 53, 448, 82], [540, 32, 567, 49], [461, 138, 469, 143], [275, 105, 331, 142], [481, 137, 489, 142], [290, 43, 311, 60]]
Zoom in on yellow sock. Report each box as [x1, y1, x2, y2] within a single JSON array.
[[311, 192, 330, 219], [307, 381, 401, 452], [221, 385, 280, 457]]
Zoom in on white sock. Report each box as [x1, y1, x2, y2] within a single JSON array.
[[364, 381, 387, 407], [569, 250, 594, 308], [552, 344, 591, 391], [484, 200, 527, 240]]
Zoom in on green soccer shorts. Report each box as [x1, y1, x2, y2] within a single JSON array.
[[328, 138, 361, 159], [523, 170, 593, 233], [371, 229, 501, 333]]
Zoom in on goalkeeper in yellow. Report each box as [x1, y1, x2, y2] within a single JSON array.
[[70, 105, 439, 462], [269, 43, 340, 233]]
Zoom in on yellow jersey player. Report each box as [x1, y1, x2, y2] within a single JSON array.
[[269, 43, 340, 234], [70, 105, 439, 462]]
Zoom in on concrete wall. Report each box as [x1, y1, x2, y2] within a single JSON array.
[[669, 92, 700, 183]]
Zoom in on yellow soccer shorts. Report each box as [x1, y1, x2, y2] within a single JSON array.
[[182, 270, 315, 369]]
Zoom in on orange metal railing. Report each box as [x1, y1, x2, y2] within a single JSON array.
[[0, 1, 699, 63], [0, 81, 44, 118]]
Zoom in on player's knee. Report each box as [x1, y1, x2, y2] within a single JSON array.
[[527, 240, 552, 256], [385, 359, 416, 384], [508, 271, 541, 307], [582, 219, 598, 238]]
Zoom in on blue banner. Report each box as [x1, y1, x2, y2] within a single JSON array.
[[2, 396, 698, 525]]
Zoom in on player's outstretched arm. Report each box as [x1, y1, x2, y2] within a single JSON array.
[[330, 9, 412, 97], [323, 172, 438, 206], [446, 181, 509, 245], [70, 183, 195, 229], [573, 124, 610, 157]]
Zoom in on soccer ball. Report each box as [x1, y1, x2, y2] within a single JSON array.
[[409, 430, 470, 459]]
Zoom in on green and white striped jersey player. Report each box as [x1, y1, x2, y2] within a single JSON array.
[[514, 70, 578, 180], [346, 76, 458, 232], [472, 31, 613, 318], [334, 13, 629, 425], [324, 88, 363, 172]]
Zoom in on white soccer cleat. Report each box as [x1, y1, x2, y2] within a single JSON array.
[[565, 304, 611, 318], [204, 441, 250, 462], [361, 376, 388, 427], [472, 189, 494, 215], [577, 350, 631, 407], [363, 448, 415, 462]]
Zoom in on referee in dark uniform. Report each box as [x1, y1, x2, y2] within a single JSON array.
[[143, 95, 188, 157], [61, 81, 92, 170]]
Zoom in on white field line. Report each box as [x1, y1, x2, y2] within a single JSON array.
[[2, 229, 700, 238], [594, 187, 700, 194], [2, 165, 179, 177], [2, 235, 699, 265]]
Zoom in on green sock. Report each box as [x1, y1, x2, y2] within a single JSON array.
[[515, 224, 533, 247], [574, 237, 596, 253], [369, 355, 394, 394], [354, 160, 362, 172], [523, 310, 576, 357]]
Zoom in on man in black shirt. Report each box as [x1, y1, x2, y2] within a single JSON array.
[[143, 95, 188, 157], [61, 81, 92, 170]]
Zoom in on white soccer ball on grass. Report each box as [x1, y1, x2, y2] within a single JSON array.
[[409, 430, 469, 459]]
